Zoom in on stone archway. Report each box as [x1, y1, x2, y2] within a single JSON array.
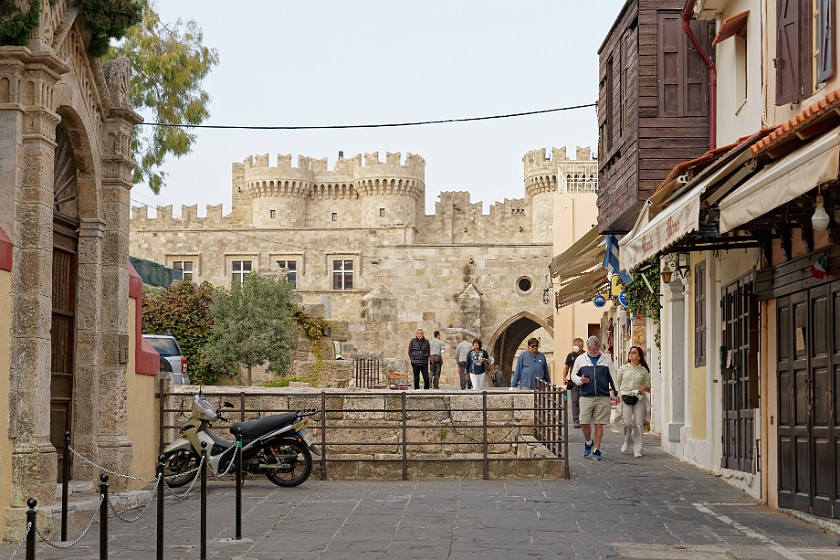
[[488, 312, 554, 376]]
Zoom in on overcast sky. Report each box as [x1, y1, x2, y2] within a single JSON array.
[[131, 0, 627, 216]]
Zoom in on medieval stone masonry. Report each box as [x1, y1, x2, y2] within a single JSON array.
[[130, 147, 597, 381]]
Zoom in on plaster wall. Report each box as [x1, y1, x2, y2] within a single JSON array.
[[551, 190, 604, 381], [712, 0, 765, 146], [0, 267, 12, 540], [126, 298, 157, 487], [763, 0, 840, 128]]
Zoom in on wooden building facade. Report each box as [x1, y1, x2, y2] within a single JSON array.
[[597, 0, 714, 234]]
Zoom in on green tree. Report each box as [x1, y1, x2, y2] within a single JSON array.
[[103, 0, 218, 193], [1, 1, 141, 52], [204, 274, 297, 385], [141, 280, 216, 384]]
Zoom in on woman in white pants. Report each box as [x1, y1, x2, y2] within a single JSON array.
[[616, 346, 651, 457], [466, 339, 493, 391]]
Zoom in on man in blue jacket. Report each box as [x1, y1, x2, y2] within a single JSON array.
[[571, 336, 618, 461], [510, 337, 550, 389]]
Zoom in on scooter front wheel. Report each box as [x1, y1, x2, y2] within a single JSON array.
[[163, 449, 201, 488], [263, 440, 313, 487]]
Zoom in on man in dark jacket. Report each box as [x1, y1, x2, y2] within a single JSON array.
[[571, 336, 617, 461], [408, 328, 431, 390]]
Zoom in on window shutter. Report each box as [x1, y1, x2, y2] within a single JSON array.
[[776, 0, 801, 104], [818, 0, 835, 83], [659, 13, 683, 116]]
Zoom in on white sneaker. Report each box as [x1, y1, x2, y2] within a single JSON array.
[[620, 443, 628, 454], [634, 451, 643, 458]]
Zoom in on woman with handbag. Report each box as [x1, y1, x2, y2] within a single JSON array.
[[616, 346, 651, 457]]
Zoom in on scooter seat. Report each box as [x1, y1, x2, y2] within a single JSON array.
[[230, 411, 298, 440]]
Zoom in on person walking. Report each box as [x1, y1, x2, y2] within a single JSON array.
[[429, 330, 445, 389], [510, 338, 550, 389], [455, 334, 473, 390], [571, 336, 618, 461], [616, 346, 651, 457], [408, 328, 431, 390], [562, 338, 585, 428], [466, 339, 493, 391]]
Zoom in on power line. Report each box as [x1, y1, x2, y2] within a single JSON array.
[[139, 103, 597, 131]]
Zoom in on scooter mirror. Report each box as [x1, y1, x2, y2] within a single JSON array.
[[223, 401, 235, 408]]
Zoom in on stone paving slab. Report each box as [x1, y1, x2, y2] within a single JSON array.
[[2, 430, 839, 559]]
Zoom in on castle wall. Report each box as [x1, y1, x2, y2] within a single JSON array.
[[130, 147, 596, 385]]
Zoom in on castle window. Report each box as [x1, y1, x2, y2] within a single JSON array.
[[332, 259, 353, 290], [231, 260, 252, 284], [172, 260, 193, 282], [379, 208, 385, 217], [331, 213, 338, 221], [516, 276, 533, 294], [276, 260, 297, 288], [270, 210, 276, 219]]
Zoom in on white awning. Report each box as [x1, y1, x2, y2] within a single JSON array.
[[619, 183, 705, 271], [719, 127, 840, 233], [618, 141, 758, 271]]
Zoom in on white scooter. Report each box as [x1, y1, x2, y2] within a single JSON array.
[[163, 391, 320, 488]]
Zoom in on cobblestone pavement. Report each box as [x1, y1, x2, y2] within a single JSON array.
[[3, 430, 839, 559]]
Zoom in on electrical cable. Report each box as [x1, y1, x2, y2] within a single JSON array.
[[138, 103, 597, 130]]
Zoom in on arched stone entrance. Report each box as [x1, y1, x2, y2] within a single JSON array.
[[488, 312, 554, 376]]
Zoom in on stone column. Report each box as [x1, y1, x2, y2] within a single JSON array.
[[665, 277, 686, 443], [70, 218, 105, 481], [92, 58, 142, 490], [0, 48, 69, 535]]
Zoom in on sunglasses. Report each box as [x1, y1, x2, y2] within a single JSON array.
[[529, 344, 539, 348]]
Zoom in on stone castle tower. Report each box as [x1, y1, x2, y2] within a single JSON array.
[[228, 151, 425, 230], [524, 146, 597, 243]]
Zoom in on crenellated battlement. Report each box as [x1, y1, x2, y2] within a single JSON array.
[[524, 146, 594, 198]]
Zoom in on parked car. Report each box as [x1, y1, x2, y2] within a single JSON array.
[[143, 334, 189, 385]]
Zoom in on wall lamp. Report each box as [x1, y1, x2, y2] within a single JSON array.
[[661, 253, 690, 283], [812, 186, 830, 231]]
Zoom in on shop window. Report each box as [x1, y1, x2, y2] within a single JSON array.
[[694, 261, 706, 366]]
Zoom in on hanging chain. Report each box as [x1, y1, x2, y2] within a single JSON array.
[[109, 475, 162, 523], [8, 522, 30, 560], [165, 455, 205, 500], [34, 495, 104, 549], [68, 447, 158, 482]]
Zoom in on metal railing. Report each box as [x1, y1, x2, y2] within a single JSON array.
[[156, 383, 569, 481]]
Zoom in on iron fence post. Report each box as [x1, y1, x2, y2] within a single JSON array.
[[200, 441, 207, 560], [563, 385, 570, 479], [482, 391, 489, 480], [158, 378, 165, 455], [320, 391, 327, 481], [99, 473, 108, 560], [401, 391, 407, 481], [25, 498, 36, 560], [235, 429, 242, 540], [157, 455, 165, 560], [61, 430, 70, 541]]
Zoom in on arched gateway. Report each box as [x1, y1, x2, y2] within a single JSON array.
[[488, 312, 554, 376]]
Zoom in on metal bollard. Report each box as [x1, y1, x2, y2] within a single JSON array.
[[99, 473, 109, 560], [157, 454, 165, 560], [62, 431, 70, 541], [235, 429, 242, 540], [25, 498, 36, 560], [200, 441, 207, 560]]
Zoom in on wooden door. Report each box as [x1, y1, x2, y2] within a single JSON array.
[[51, 218, 77, 480], [777, 282, 839, 518], [721, 275, 758, 472]]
